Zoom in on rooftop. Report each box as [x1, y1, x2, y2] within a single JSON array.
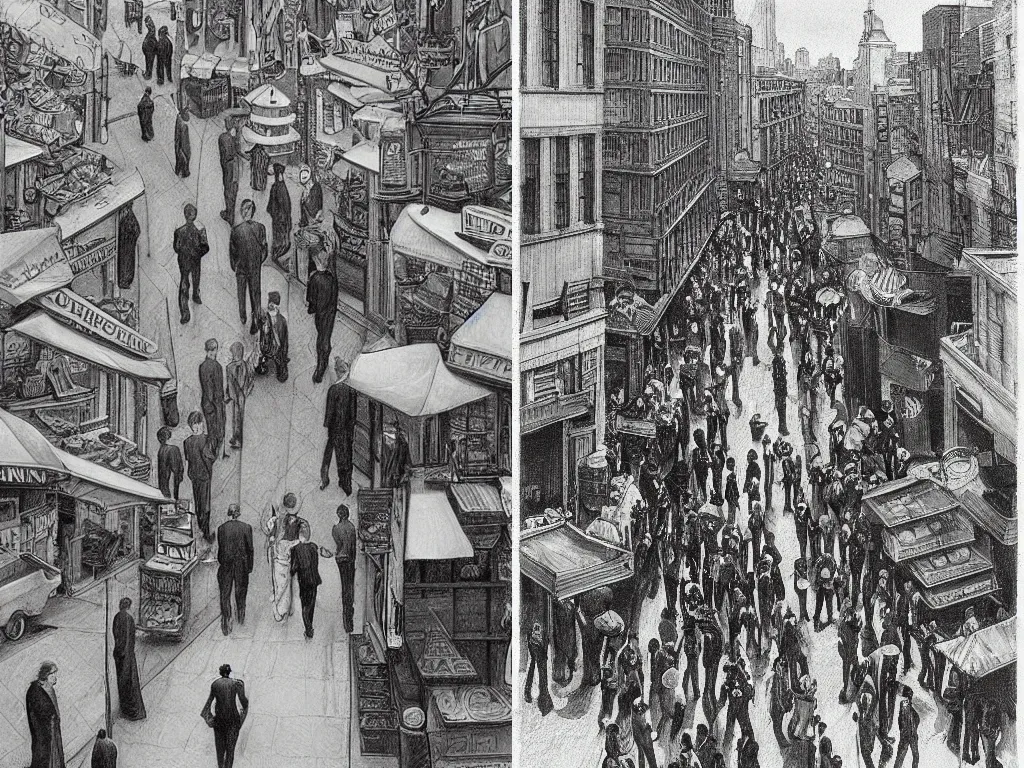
[[960, 249, 1017, 295]]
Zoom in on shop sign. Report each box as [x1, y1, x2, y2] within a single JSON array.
[[461, 205, 512, 243], [0, 249, 66, 293], [370, 3, 398, 35], [448, 344, 511, 385], [335, 36, 401, 72], [417, 38, 456, 69], [0, 467, 55, 485], [357, 488, 394, 553], [67, 239, 116, 276], [614, 413, 657, 438], [380, 132, 408, 189], [37, 289, 159, 358], [433, 137, 492, 194]]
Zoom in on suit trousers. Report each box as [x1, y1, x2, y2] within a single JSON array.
[[321, 434, 353, 494], [222, 165, 238, 222], [313, 311, 336, 380], [235, 271, 261, 323], [299, 582, 318, 636], [178, 254, 201, 321], [230, 396, 246, 446], [192, 478, 211, 536], [214, 723, 241, 768], [336, 559, 355, 632], [218, 565, 249, 628]]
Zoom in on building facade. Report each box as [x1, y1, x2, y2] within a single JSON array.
[[602, 0, 717, 295], [820, 98, 867, 213], [735, 0, 777, 71], [751, 72, 804, 191], [520, 0, 607, 515]]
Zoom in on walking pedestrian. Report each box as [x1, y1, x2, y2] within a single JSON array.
[[291, 536, 323, 639], [218, 120, 239, 225], [156, 426, 184, 499], [229, 199, 268, 334], [248, 143, 271, 191], [141, 16, 157, 79], [183, 411, 215, 539], [265, 494, 308, 621], [137, 87, 154, 141], [307, 249, 338, 383], [174, 105, 191, 177], [257, 291, 289, 382], [729, 322, 745, 407], [632, 700, 659, 768], [267, 163, 292, 261], [772, 350, 789, 436], [331, 503, 357, 632], [225, 342, 255, 449], [112, 598, 146, 720], [893, 687, 920, 768], [201, 664, 248, 768], [91, 729, 117, 768], [173, 203, 208, 323], [216, 505, 253, 635], [155, 26, 173, 84], [27, 662, 65, 768], [525, 620, 553, 715], [298, 164, 323, 227], [199, 338, 227, 459], [320, 358, 356, 492]]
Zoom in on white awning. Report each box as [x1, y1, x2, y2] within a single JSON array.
[[241, 125, 300, 147], [348, 344, 490, 417], [0, 0, 103, 71], [405, 491, 474, 560], [319, 54, 411, 93], [0, 228, 74, 306], [352, 105, 399, 124], [326, 82, 398, 108], [390, 204, 489, 269], [52, 171, 145, 241], [448, 292, 512, 386], [338, 141, 380, 175], [4, 136, 45, 168], [0, 408, 65, 471], [55, 447, 168, 507], [10, 313, 172, 384]]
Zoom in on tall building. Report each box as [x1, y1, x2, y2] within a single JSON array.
[[736, 0, 778, 70], [520, 0, 607, 512], [602, 0, 717, 295], [821, 98, 868, 213], [712, 3, 756, 201], [991, 0, 1016, 248], [752, 72, 805, 191], [795, 46, 810, 71]]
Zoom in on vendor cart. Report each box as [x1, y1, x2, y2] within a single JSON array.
[[138, 502, 197, 642]]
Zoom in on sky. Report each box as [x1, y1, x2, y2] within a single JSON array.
[[765, 0, 993, 68]]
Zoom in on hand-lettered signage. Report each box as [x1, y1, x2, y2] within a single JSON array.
[[336, 36, 400, 71], [0, 467, 56, 485], [66, 239, 116, 276], [357, 488, 394, 553], [37, 289, 159, 358], [448, 344, 511, 385]]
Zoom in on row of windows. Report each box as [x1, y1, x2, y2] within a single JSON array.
[[521, 135, 598, 235], [605, 87, 649, 125], [604, 125, 708, 169], [660, 189, 715, 285], [653, 57, 708, 86], [821, 106, 864, 125], [651, 15, 708, 59], [821, 124, 864, 147], [531, 0, 596, 88], [654, 143, 711, 207], [607, 49, 708, 85], [651, 119, 708, 165], [758, 95, 802, 124]]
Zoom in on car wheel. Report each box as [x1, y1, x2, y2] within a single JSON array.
[[4, 611, 27, 641]]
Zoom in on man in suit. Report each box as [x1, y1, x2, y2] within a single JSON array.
[[225, 341, 255, 450], [199, 338, 227, 459], [321, 358, 356, 493], [173, 203, 208, 323], [217, 504, 253, 635], [183, 411, 215, 539], [202, 664, 248, 768], [306, 249, 338, 384], [331, 503, 357, 632], [893, 687, 920, 768], [258, 291, 289, 383], [156, 426, 183, 499], [218, 119, 239, 225], [291, 536, 323, 639], [229, 199, 268, 334]]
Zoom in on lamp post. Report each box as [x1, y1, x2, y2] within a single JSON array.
[[824, 161, 833, 211]]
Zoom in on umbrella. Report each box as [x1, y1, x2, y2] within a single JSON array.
[[0, 408, 65, 470]]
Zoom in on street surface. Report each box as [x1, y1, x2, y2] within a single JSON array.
[[518, 274, 1018, 768]]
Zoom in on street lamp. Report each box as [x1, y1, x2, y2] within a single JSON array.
[[824, 161, 833, 208]]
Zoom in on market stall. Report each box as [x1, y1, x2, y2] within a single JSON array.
[[242, 84, 300, 159], [3, 136, 47, 230], [137, 501, 197, 641], [425, 684, 512, 768], [520, 520, 633, 602]]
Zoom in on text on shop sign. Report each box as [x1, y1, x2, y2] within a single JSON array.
[[38, 289, 158, 357]]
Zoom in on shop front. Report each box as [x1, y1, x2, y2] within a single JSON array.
[[3, 136, 46, 231]]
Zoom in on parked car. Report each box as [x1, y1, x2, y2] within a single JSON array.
[[0, 546, 62, 641]]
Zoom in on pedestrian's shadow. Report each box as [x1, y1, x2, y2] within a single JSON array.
[[555, 682, 597, 720]]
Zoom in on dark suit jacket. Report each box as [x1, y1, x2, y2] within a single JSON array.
[[183, 434, 214, 481], [291, 542, 322, 589], [204, 676, 248, 727], [157, 443, 184, 490], [324, 380, 356, 436], [199, 358, 226, 424], [27, 680, 62, 768], [218, 131, 235, 172], [173, 222, 209, 263], [217, 519, 254, 573], [306, 269, 338, 317], [229, 220, 268, 274]]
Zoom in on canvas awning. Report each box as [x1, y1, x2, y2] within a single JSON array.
[[0, 408, 65, 471], [10, 313, 172, 384], [863, 476, 960, 528], [448, 292, 512, 386], [55, 447, 168, 508], [319, 53, 411, 94], [447, 482, 505, 525], [0, 228, 73, 306], [348, 344, 490, 417], [404, 491, 474, 561], [520, 521, 633, 600], [880, 344, 934, 392], [390, 204, 489, 269], [52, 171, 145, 241], [0, 0, 103, 70], [4, 136, 45, 168], [959, 490, 1018, 546], [337, 141, 381, 175], [936, 616, 1016, 679]]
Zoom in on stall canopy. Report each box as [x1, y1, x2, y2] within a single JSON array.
[[347, 344, 490, 417], [51, 171, 145, 241], [521, 520, 632, 600], [390, 204, 490, 270], [863, 476, 959, 527], [448, 292, 513, 386], [405, 491, 474, 560], [0, 0, 103, 70], [0, 408, 65, 471], [0, 228, 74, 306], [4, 136, 45, 169], [936, 616, 1016, 679], [10, 313, 172, 384], [55, 448, 168, 507]]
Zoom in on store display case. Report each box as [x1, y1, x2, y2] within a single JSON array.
[[138, 502, 196, 641], [353, 634, 399, 756]]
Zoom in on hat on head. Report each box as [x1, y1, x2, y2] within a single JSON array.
[[268, 291, 281, 305]]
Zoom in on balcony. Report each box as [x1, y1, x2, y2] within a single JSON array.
[[521, 386, 595, 435]]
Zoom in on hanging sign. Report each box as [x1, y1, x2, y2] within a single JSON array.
[[36, 289, 159, 358], [66, 238, 116, 276], [335, 35, 401, 71], [357, 488, 395, 553], [370, 3, 398, 35]]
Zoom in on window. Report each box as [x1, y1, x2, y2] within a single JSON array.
[[541, 0, 559, 87], [553, 136, 570, 229], [579, 134, 595, 224], [581, 1, 595, 88], [522, 139, 541, 234]]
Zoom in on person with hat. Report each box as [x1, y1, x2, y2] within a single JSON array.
[[837, 601, 862, 703], [811, 552, 837, 631], [631, 699, 658, 768], [792, 557, 811, 623], [724, 457, 741, 524], [741, 295, 760, 367], [691, 429, 712, 502], [229, 199, 269, 333], [265, 493, 309, 620], [781, 443, 798, 514], [141, 15, 158, 78], [267, 163, 293, 261], [155, 25, 173, 84], [257, 291, 289, 382]]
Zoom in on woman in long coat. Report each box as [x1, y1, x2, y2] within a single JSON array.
[[27, 661, 65, 768], [267, 163, 292, 261], [112, 597, 146, 720]]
